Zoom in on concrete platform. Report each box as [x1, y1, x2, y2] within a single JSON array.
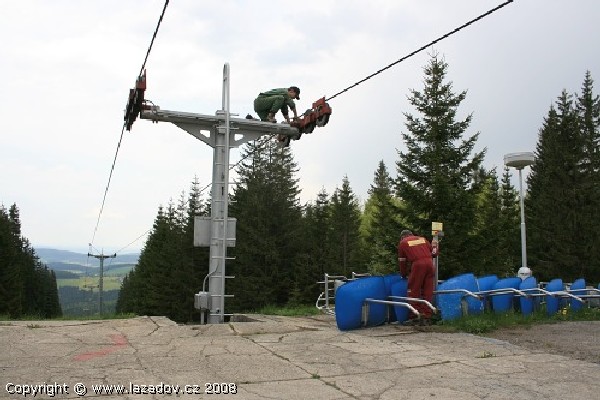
[[1, 315, 598, 399]]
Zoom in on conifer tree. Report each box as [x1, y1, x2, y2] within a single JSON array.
[[527, 91, 584, 281], [46, 269, 62, 317], [528, 75, 600, 282], [470, 168, 519, 276], [115, 273, 133, 313], [309, 188, 332, 276], [0, 206, 20, 316], [364, 161, 401, 274], [179, 177, 209, 321], [498, 167, 521, 272], [119, 205, 175, 316], [228, 139, 303, 311], [395, 55, 485, 277], [329, 176, 365, 276], [291, 188, 332, 304], [0, 204, 62, 318], [575, 72, 600, 281]]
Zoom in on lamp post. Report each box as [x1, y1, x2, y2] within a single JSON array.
[[504, 152, 536, 269]]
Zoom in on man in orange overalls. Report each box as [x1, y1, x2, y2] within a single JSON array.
[[397, 229, 437, 325]]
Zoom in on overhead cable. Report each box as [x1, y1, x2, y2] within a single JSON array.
[[325, 0, 515, 101], [89, 0, 170, 246]]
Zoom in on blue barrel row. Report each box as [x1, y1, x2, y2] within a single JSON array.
[[335, 274, 410, 331], [334, 273, 597, 330], [430, 273, 593, 320]]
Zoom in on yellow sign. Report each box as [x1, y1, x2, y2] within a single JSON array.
[[431, 222, 443, 236], [407, 238, 426, 247]]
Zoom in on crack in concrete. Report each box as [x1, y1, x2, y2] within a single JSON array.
[[146, 317, 161, 336], [236, 334, 369, 400]]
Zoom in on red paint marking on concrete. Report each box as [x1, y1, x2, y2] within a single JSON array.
[[72, 333, 129, 362], [109, 333, 129, 346]]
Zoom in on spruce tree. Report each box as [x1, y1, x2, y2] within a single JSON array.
[[0, 206, 20, 316], [575, 72, 600, 281], [115, 273, 133, 313], [527, 91, 584, 281], [471, 168, 518, 276], [527, 75, 600, 283], [179, 177, 209, 321], [5, 205, 24, 316], [0, 204, 62, 318], [46, 269, 62, 317], [119, 205, 175, 316], [229, 139, 303, 311], [499, 167, 521, 273], [364, 161, 401, 275], [310, 188, 332, 276], [291, 188, 332, 304], [395, 55, 485, 277], [329, 176, 365, 277]]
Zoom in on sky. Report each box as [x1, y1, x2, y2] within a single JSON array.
[[1, 0, 599, 254]]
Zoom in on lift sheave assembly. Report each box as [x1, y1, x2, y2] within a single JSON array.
[[123, 70, 332, 147]]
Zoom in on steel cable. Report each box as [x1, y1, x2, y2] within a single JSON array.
[[325, 0, 514, 101], [89, 0, 170, 247]]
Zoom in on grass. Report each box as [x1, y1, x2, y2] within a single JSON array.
[[0, 313, 137, 321], [438, 306, 600, 334], [0, 314, 49, 321], [255, 305, 321, 316], [4, 301, 597, 328], [57, 276, 123, 290], [54, 313, 137, 321]]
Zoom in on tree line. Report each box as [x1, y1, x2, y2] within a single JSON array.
[[116, 55, 599, 323], [59, 285, 119, 315], [0, 204, 62, 318]]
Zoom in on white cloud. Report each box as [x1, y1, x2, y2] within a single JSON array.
[[1, 0, 599, 252]]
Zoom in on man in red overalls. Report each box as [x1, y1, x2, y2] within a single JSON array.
[[397, 229, 437, 325]]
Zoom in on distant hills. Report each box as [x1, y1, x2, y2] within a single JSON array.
[[33, 248, 139, 315], [35, 248, 139, 276]]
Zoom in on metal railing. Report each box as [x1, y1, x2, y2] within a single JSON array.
[[315, 272, 373, 315], [316, 273, 600, 323]]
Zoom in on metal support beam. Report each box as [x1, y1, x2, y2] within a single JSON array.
[[140, 109, 299, 147], [139, 64, 299, 323]]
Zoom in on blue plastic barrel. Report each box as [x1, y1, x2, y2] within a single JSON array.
[[436, 273, 478, 320], [569, 278, 586, 312], [390, 279, 409, 323], [478, 275, 499, 291], [492, 277, 522, 313], [545, 278, 563, 315], [519, 276, 537, 316], [477, 275, 499, 311], [335, 276, 386, 331], [384, 273, 403, 322]]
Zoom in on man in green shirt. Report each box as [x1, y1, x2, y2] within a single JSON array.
[[253, 86, 300, 123]]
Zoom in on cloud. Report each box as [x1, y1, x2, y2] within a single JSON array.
[[1, 0, 599, 251]]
